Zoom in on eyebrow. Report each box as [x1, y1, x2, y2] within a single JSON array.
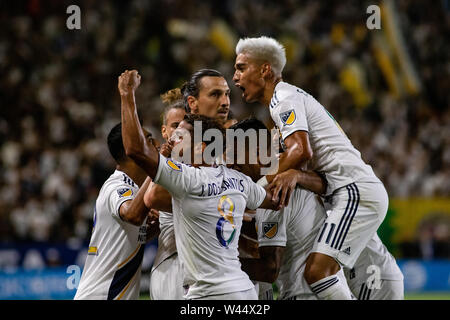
[[208, 88, 230, 95], [234, 63, 246, 69]]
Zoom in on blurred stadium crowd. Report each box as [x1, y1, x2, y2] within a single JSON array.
[[0, 0, 448, 258]]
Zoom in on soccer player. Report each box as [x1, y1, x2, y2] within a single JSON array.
[[231, 118, 352, 299], [118, 69, 281, 300], [147, 88, 186, 300], [179, 68, 275, 299], [270, 168, 404, 299], [74, 123, 159, 300], [233, 36, 399, 299], [148, 70, 232, 299], [181, 68, 230, 126]]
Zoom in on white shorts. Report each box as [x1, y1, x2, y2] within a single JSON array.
[[149, 253, 184, 300], [194, 287, 258, 300], [350, 279, 404, 300], [312, 182, 388, 269]]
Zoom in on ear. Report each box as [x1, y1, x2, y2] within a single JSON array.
[[161, 125, 168, 141], [261, 63, 272, 78], [187, 96, 198, 113]]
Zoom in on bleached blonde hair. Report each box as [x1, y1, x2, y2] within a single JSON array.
[[235, 36, 286, 77]]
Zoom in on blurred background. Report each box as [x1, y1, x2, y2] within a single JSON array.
[[0, 0, 448, 299]]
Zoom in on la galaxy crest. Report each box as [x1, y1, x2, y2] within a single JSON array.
[[117, 187, 133, 197], [262, 222, 278, 239], [167, 159, 182, 172], [279, 109, 296, 126]]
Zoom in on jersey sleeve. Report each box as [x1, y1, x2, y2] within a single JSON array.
[[153, 154, 200, 198], [242, 175, 267, 210], [272, 96, 309, 141], [255, 207, 288, 248], [108, 183, 137, 222]]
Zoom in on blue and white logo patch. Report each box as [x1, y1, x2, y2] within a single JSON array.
[[279, 109, 296, 126], [117, 187, 133, 198]]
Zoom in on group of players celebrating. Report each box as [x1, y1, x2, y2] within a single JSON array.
[[74, 36, 404, 300]]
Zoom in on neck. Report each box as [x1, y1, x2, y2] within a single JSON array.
[[261, 77, 282, 106], [116, 162, 146, 187]]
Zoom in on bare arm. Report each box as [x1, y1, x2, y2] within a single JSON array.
[[118, 176, 152, 226], [266, 131, 313, 183], [146, 209, 160, 242], [258, 186, 283, 210], [119, 70, 159, 179], [240, 246, 285, 283], [268, 169, 327, 208], [144, 182, 172, 212]]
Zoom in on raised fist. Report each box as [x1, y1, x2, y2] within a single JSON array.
[[118, 69, 141, 96]]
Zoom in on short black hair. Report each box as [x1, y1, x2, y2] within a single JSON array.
[[229, 117, 277, 153], [182, 114, 225, 157], [182, 113, 225, 142], [181, 69, 224, 113], [229, 117, 268, 132], [107, 122, 126, 163]]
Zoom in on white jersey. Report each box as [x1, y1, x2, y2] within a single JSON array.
[[74, 170, 147, 300], [256, 188, 327, 299], [154, 154, 266, 299], [270, 81, 380, 195], [151, 210, 177, 271]]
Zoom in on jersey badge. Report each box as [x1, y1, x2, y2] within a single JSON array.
[[87, 246, 98, 256], [117, 187, 133, 197], [262, 222, 278, 238], [279, 109, 296, 126], [167, 159, 182, 172]]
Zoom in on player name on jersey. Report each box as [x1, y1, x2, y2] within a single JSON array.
[[199, 177, 245, 197]]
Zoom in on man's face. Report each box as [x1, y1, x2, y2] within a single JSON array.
[[189, 76, 230, 124], [143, 128, 159, 149], [162, 107, 186, 141], [233, 53, 265, 103], [171, 120, 200, 165]]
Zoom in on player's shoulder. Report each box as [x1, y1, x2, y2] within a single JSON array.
[[158, 155, 200, 180], [221, 165, 251, 182], [274, 82, 311, 103], [100, 170, 138, 197], [270, 82, 313, 120]]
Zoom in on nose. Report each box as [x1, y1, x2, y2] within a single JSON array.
[[232, 71, 239, 84], [220, 93, 230, 107]]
